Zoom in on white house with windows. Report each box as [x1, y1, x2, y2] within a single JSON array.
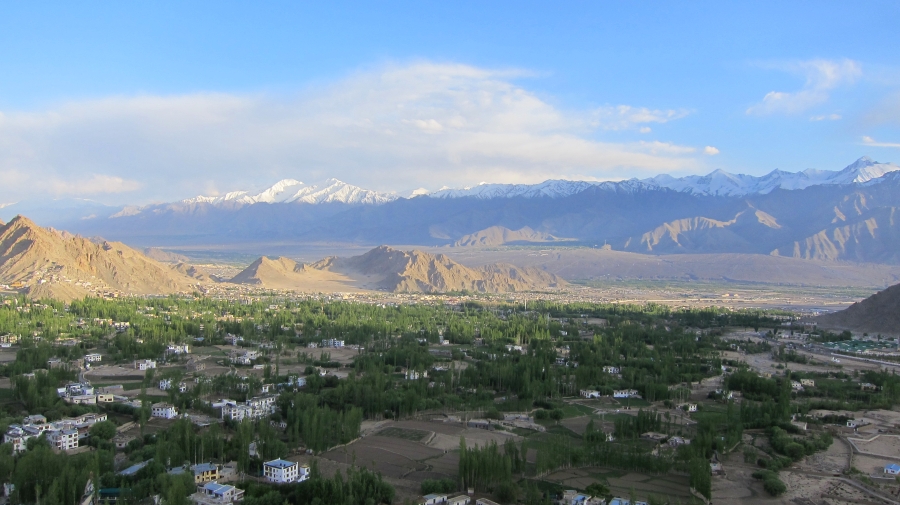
[[246, 396, 276, 418], [85, 353, 102, 363], [580, 390, 602, 399], [406, 370, 428, 380], [231, 351, 259, 365], [151, 402, 178, 419], [219, 401, 252, 422], [602, 366, 620, 374], [167, 344, 191, 355], [135, 359, 157, 370], [218, 396, 276, 421], [321, 338, 344, 348], [263, 459, 308, 483], [613, 389, 640, 399], [47, 429, 79, 452], [422, 494, 447, 505], [885, 463, 900, 475]]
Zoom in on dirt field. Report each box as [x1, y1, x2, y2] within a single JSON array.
[[541, 467, 695, 503], [317, 419, 522, 502], [849, 434, 900, 461]]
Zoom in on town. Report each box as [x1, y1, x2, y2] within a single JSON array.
[[0, 292, 897, 505]]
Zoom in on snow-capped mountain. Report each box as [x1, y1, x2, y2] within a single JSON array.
[[642, 156, 900, 196], [182, 178, 399, 206], [425, 157, 899, 199], [428, 179, 604, 199]]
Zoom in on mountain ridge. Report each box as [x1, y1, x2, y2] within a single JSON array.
[[230, 246, 566, 293], [0, 215, 199, 300], [815, 282, 900, 335]]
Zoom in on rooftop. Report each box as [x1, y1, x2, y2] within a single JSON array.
[[264, 459, 296, 469]]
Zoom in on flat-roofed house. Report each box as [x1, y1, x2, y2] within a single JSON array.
[[190, 482, 244, 505], [263, 459, 301, 483]]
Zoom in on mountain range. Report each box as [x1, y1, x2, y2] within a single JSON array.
[[6, 157, 900, 264], [229, 246, 565, 293], [0, 216, 564, 299], [0, 216, 198, 300]]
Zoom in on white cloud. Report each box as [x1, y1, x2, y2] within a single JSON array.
[[592, 105, 691, 130], [0, 62, 701, 203], [810, 113, 842, 121], [704, 146, 720, 155], [746, 59, 861, 116], [861, 136, 900, 148]]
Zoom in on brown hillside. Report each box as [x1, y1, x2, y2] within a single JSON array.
[[229, 256, 362, 292], [171, 263, 220, 283], [0, 215, 198, 300], [771, 207, 900, 263], [630, 209, 782, 253], [453, 226, 565, 247], [231, 246, 565, 293], [815, 282, 900, 335], [144, 247, 190, 263], [326, 246, 565, 293]]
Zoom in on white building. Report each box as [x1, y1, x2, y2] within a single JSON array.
[[224, 334, 243, 346], [84, 353, 102, 363], [613, 389, 640, 399], [47, 429, 79, 452], [167, 344, 191, 355], [602, 366, 620, 374], [263, 459, 302, 483], [246, 396, 277, 419], [4, 425, 42, 452], [679, 403, 698, 412], [885, 464, 900, 475], [231, 351, 259, 365], [218, 396, 276, 421], [422, 494, 447, 505], [160, 379, 173, 390], [220, 402, 252, 422], [580, 390, 602, 399], [135, 359, 157, 370], [406, 370, 428, 380], [151, 402, 178, 419], [321, 338, 344, 348]]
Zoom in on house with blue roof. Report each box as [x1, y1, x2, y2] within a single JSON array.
[[885, 463, 900, 475], [191, 482, 244, 505]]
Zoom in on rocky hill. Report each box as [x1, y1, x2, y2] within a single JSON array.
[[453, 226, 566, 247], [230, 246, 566, 293], [815, 282, 900, 335], [143, 247, 190, 263], [0, 215, 199, 300]]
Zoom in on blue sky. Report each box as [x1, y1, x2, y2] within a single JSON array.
[[1, 1, 899, 204]]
